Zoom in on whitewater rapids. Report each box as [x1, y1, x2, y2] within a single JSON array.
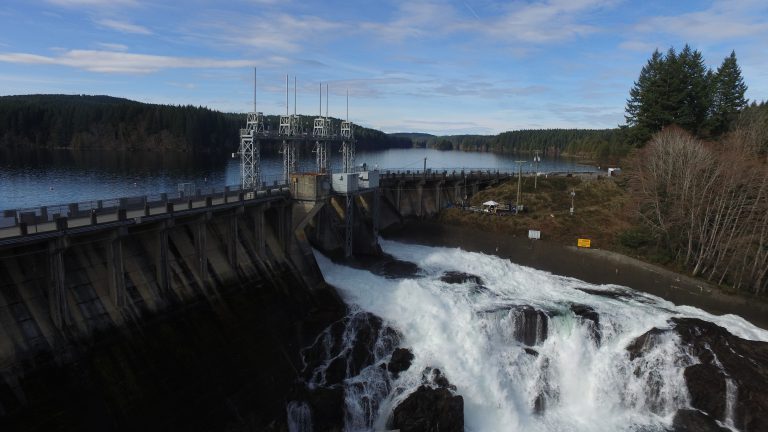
[[311, 239, 768, 432]]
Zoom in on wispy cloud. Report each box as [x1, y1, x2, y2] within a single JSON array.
[[633, 0, 768, 42], [0, 50, 268, 74], [190, 13, 340, 52], [481, 0, 613, 44], [46, 0, 136, 7], [360, 1, 457, 42], [619, 40, 658, 53], [95, 18, 151, 35], [97, 42, 129, 51]]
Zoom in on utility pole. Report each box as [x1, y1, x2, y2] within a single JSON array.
[[515, 160, 525, 213], [423, 157, 427, 180], [533, 150, 541, 190], [570, 190, 576, 215]]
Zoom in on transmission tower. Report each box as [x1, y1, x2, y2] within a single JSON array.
[[340, 88, 354, 173], [313, 83, 330, 173], [239, 68, 263, 189], [277, 74, 297, 184]]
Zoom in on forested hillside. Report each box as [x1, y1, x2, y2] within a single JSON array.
[[0, 94, 410, 153], [414, 128, 631, 161]]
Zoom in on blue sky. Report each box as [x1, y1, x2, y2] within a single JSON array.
[[0, 0, 766, 135]]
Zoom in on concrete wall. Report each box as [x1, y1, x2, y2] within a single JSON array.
[[0, 197, 345, 430]]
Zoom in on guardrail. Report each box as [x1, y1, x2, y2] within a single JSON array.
[[0, 182, 290, 240], [378, 168, 599, 181]]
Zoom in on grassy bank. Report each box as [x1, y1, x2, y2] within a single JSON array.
[[440, 175, 632, 249]]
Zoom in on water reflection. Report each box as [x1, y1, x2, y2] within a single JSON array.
[[0, 148, 596, 210]]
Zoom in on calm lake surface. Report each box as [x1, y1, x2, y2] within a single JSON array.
[[0, 147, 597, 210]]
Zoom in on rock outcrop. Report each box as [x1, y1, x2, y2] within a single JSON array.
[[626, 318, 768, 431], [391, 368, 463, 432]]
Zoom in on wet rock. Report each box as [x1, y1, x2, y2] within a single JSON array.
[[625, 327, 667, 361], [512, 306, 549, 346], [574, 287, 634, 300], [626, 318, 768, 431], [672, 318, 768, 431], [305, 387, 345, 432], [388, 348, 415, 378], [671, 409, 730, 432], [439, 271, 484, 286], [349, 253, 421, 279], [349, 314, 384, 376], [324, 356, 347, 386], [420, 367, 456, 391], [524, 348, 539, 357], [570, 303, 601, 344], [392, 386, 464, 432], [684, 364, 726, 420]]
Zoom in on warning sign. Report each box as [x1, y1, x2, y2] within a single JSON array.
[[577, 238, 591, 248]]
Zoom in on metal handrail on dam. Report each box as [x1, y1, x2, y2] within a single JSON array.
[[0, 183, 290, 243]]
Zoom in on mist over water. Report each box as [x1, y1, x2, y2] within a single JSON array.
[[312, 239, 768, 432]]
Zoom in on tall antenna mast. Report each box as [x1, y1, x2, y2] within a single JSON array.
[[253, 67, 257, 112], [346, 88, 349, 122], [325, 84, 329, 118], [285, 74, 289, 116], [294, 76, 297, 116]]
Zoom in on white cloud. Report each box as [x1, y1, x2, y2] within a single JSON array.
[[619, 40, 658, 53], [46, 0, 136, 7], [0, 49, 272, 74], [190, 13, 340, 53], [480, 0, 614, 44], [633, 0, 768, 42], [95, 18, 151, 35], [97, 42, 129, 51]]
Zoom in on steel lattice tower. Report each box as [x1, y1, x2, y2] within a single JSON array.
[[313, 83, 330, 173], [239, 68, 263, 190], [340, 89, 354, 173]]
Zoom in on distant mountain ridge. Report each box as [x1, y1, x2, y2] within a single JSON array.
[[0, 94, 411, 153]]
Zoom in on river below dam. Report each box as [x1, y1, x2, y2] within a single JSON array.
[[299, 239, 768, 432]]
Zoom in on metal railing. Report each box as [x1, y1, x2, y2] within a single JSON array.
[[0, 181, 290, 240]]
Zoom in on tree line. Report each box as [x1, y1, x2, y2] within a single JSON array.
[[416, 129, 632, 162], [0, 94, 409, 153], [623, 46, 767, 296], [625, 45, 748, 144]]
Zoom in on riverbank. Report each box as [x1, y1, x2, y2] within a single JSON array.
[[383, 221, 768, 330]]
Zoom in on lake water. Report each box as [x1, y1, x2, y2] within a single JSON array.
[[0, 147, 597, 210]]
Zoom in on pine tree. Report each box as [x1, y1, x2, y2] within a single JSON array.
[[677, 45, 712, 134], [625, 49, 665, 144], [711, 51, 748, 135]]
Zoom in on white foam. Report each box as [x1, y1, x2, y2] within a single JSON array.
[[312, 240, 768, 431]]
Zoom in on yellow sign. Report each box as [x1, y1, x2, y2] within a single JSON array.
[[577, 238, 591, 248]]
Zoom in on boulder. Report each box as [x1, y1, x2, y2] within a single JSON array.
[[439, 271, 484, 286], [305, 387, 345, 432], [684, 364, 726, 420], [512, 306, 549, 346], [388, 348, 415, 378], [671, 409, 730, 432], [626, 318, 768, 431], [392, 386, 464, 432], [570, 303, 601, 344]]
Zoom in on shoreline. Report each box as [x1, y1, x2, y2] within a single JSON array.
[[383, 221, 768, 330]]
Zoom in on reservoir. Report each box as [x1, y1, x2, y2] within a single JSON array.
[[0, 147, 596, 210]]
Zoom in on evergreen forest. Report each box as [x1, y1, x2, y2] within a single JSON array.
[[0, 94, 411, 153]]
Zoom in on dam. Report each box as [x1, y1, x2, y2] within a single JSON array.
[[0, 168, 507, 430]]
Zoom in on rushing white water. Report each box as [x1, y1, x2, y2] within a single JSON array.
[[310, 239, 768, 432]]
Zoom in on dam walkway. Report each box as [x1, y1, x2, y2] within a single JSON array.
[[0, 184, 290, 245]]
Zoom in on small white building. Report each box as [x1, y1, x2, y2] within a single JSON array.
[[607, 167, 622, 177], [358, 170, 380, 189], [332, 173, 358, 193]]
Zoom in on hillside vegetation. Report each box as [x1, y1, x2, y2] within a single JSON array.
[[0, 94, 410, 153]]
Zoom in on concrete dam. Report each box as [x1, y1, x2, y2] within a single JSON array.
[[0, 169, 505, 430]]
